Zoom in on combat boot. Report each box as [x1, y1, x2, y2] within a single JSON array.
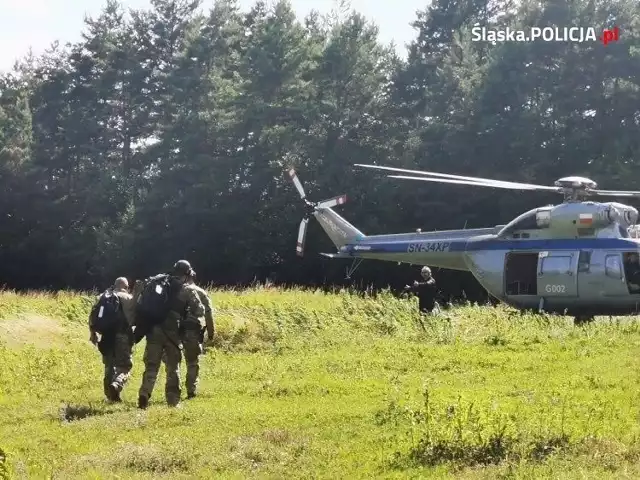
[[108, 383, 121, 402], [137, 395, 149, 409]]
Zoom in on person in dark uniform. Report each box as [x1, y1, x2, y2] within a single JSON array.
[[404, 267, 441, 328]]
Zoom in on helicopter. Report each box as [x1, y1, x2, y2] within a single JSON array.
[[287, 164, 640, 324]]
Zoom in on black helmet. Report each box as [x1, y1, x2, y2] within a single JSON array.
[[173, 260, 194, 276]]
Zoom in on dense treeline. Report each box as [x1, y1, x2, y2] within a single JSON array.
[[0, 0, 639, 298]]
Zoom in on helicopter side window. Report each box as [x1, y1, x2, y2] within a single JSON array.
[[540, 256, 571, 275], [605, 255, 622, 279]]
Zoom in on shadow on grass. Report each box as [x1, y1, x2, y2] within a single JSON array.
[[58, 402, 115, 423]]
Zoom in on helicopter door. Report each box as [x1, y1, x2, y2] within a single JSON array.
[[537, 251, 577, 297]]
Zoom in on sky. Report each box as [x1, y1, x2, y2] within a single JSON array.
[[0, 0, 426, 73]]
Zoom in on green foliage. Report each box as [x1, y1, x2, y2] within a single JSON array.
[[0, 0, 637, 289], [2, 289, 640, 477]]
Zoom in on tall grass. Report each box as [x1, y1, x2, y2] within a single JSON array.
[[1, 287, 640, 478]]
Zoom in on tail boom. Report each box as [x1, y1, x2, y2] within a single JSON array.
[[340, 240, 468, 270], [329, 229, 498, 271]]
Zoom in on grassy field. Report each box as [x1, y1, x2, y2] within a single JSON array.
[[1, 287, 640, 479]]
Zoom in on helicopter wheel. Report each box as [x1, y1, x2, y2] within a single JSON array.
[[573, 315, 594, 325]]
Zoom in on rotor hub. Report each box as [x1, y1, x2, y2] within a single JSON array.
[[554, 176, 597, 190], [554, 176, 598, 202], [303, 200, 316, 217]]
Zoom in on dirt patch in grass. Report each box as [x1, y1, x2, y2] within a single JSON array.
[[0, 315, 79, 348]]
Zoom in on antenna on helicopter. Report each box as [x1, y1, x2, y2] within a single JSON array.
[[354, 164, 640, 202]]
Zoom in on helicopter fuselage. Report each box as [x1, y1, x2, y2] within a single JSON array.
[[340, 233, 640, 316], [288, 166, 640, 318], [329, 201, 640, 316]]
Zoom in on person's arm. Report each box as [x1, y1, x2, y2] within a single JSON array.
[[404, 281, 423, 294], [88, 295, 99, 344], [186, 287, 205, 320], [201, 292, 215, 340]]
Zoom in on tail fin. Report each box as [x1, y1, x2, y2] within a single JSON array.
[[314, 206, 364, 249], [287, 168, 365, 256]]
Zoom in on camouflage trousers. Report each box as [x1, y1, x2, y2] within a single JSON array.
[[181, 326, 204, 397], [138, 326, 182, 406], [100, 332, 133, 399]]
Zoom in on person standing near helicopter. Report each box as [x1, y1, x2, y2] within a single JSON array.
[[404, 266, 442, 319]]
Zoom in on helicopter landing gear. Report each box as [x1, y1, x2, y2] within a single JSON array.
[[573, 315, 594, 325]]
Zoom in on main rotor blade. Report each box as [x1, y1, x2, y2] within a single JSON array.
[[288, 168, 306, 199], [387, 175, 552, 191], [296, 218, 308, 257], [355, 163, 558, 191], [591, 189, 640, 198], [317, 194, 347, 209]]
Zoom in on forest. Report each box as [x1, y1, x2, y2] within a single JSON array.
[[0, 0, 638, 295]]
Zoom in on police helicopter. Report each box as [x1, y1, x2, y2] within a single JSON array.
[[287, 164, 640, 324]]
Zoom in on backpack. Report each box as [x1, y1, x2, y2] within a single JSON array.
[[135, 274, 176, 327], [91, 289, 123, 334]]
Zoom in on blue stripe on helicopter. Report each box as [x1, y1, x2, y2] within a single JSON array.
[[347, 237, 640, 253]]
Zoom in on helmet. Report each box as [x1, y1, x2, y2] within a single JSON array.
[[173, 260, 194, 276], [421, 266, 431, 276], [114, 277, 129, 290]]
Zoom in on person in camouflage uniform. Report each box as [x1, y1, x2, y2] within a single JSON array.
[[137, 260, 204, 409], [182, 271, 215, 399], [89, 277, 136, 402]]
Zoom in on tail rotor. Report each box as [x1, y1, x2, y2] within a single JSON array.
[[287, 168, 348, 257], [288, 168, 313, 257]]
